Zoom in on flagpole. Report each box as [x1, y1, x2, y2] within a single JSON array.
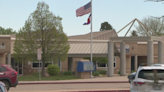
[[90, 0, 93, 78]]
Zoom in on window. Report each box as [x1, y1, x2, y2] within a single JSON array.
[[114, 57, 116, 68], [32, 62, 52, 68], [32, 63, 41, 68], [106, 57, 116, 68], [138, 70, 164, 80], [0, 66, 6, 72], [97, 63, 106, 67]]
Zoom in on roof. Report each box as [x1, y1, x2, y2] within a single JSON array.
[[68, 43, 108, 54], [9, 31, 120, 56], [68, 30, 118, 40], [68, 40, 120, 57]]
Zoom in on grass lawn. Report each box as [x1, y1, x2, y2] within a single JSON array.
[[18, 75, 79, 81]]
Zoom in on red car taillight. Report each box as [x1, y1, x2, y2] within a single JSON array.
[[134, 82, 145, 86], [12, 71, 17, 75]]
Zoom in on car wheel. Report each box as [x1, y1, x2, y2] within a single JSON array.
[[2, 80, 10, 90]]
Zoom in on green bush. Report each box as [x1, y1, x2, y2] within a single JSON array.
[[98, 70, 107, 75], [47, 64, 60, 76], [118, 71, 120, 74], [93, 71, 100, 76], [131, 70, 136, 73], [62, 71, 72, 76]]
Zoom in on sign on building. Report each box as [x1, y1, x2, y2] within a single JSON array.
[[116, 45, 130, 53], [125, 45, 130, 53]]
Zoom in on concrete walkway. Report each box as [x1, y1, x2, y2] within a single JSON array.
[[19, 76, 128, 84], [10, 76, 130, 92], [10, 83, 130, 92]]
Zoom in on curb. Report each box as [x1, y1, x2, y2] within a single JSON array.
[[66, 90, 130, 92], [18, 81, 129, 85]]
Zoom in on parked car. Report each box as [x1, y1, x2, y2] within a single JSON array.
[[0, 64, 18, 90], [0, 81, 7, 92], [130, 63, 164, 92], [128, 63, 164, 83]]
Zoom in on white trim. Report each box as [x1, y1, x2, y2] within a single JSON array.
[[11, 38, 16, 40], [0, 35, 10, 37], [137, 42, 159, 44]]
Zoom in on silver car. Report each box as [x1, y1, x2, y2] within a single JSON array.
[[130, 65, 164, 92]]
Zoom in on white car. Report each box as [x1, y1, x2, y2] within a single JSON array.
[[130, 64, 164, 92], [0, 81, 7, 92]]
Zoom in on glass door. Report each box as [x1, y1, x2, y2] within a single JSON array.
[[11, 58, 23, 75]]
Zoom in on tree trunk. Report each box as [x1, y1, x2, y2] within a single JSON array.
[[42, 61, 45, 77]]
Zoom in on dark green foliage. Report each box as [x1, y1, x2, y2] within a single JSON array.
[[93, 71, 100, 76], [62, 71, 72, 76], [100, 22, 113, 31], [47, 64, 60, 76], [98, 70, 107, 75], [0, 27, 16, 34], [131, 30, 138, 37], [131, 70, 136, 73]]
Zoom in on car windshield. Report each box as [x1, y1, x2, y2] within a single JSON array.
[[138, 69, 164, 80]]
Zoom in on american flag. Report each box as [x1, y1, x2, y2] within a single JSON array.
[[76, 2, 91, 17]]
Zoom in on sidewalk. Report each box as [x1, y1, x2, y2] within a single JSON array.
[[18, 76, 129, 85], [11, 76, 130, 92], [10, 89, 130, 92]]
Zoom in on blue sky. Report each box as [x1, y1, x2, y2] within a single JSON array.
[[0, 0, 164, 36]]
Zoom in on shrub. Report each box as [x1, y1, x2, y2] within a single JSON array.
[[93, 71, 100, 76], [118, 71, 120, 74], [98, 70, 107, 75], [47, 64, 60, 76], [131, 70, 136, 73], [62, 71, 72, 76]]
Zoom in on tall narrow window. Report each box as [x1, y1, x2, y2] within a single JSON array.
[[114, 57, 116, 68]]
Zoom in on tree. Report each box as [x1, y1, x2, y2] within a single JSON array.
[[130, 30, 138, 37], [135, 16, 164, 36], [13, 2, 70, 76], [0, 26, 16, 34], [100, 22, 113, 31]]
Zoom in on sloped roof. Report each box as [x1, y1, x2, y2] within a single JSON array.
[[68, 30, 117, 40], [69, 43, 108, 54], [68, 40, 120, 57]]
